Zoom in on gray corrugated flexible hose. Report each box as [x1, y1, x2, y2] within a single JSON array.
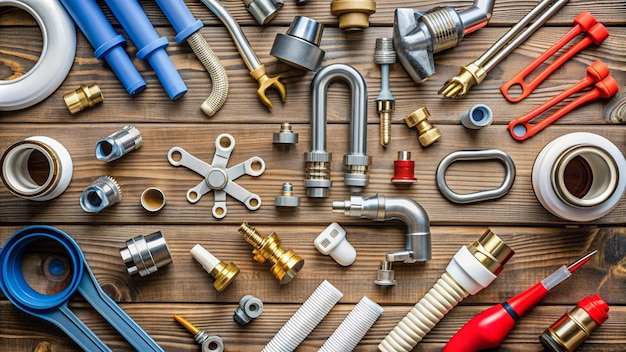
[[187, 32, 229, 117]]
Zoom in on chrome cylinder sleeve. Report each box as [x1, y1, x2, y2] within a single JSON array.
[[243, 0, 283, 25], [96, 125, 142, 162], [119, 231, 173, 277], [532, 132, 626, 221], [305, 64, 371, 198], [79, 176, 122, 212], [270, 16, 325, 71], [1, 136, 73, 201]]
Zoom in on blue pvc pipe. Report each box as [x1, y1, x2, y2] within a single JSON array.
[[103, 0, 188, 100], [59, 0, 146, 95], [153, 0, 204, 43]]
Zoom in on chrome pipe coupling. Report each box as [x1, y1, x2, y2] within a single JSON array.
[[79, 175, 122, 212], [305, 64, 371, 198], [243, 0, 284, 25], [271, 16, 325, 71], [119, 231, 173, 277], [96, 125, 142, 162]]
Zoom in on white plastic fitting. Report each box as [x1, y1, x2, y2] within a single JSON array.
[[314, 223, 356, 266], [1, 136, 73, 201], [262, 280, 343, 352], [0, 0, 76, 110], [320, 296, 383, 352], [378, 230, 513, 352], [532, 132, 626, 221], [460, 104, 492, 129], [191, 244, 221, 273]]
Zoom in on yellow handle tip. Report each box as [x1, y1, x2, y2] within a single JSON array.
[[174, 314, 200, 335]]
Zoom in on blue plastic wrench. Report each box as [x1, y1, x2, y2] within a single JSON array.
[[0, 226, 164, 352]]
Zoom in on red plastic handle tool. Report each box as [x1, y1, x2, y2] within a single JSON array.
[[507, 61, 618, 141], [501, 11, 609, 103]]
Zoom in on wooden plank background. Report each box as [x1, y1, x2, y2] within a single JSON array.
[[1, 0, 625, 351]]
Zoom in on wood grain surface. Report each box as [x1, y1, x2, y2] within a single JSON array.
[[1, 0, 626, 351]]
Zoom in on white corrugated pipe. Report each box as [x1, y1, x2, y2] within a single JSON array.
[[319, 296, 383, 351]]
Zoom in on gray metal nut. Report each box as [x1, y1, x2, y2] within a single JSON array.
[[274, 182, 301, 207], [233, 295, 264, 326], [273, 123, 299, 144], [270, 16, 325, 71]]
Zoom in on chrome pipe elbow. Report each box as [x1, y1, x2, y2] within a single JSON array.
[[393, 0, 495, 83], [305, 64, 371, 198], [332, 195, 431, 262]]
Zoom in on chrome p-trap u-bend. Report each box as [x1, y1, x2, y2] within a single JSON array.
[[305, 64, 371, 198]]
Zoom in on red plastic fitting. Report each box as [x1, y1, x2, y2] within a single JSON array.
[[391, 151, 416, 184]]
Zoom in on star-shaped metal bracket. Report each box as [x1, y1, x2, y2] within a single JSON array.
[[168, 133, 265, 219]]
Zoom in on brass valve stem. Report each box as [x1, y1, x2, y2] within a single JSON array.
[[374, 37, 396, 147], [239, 222, 304, 284]]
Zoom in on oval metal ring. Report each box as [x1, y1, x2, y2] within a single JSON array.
[[436, 149, 516, 204], [0, 0, 76, 110]]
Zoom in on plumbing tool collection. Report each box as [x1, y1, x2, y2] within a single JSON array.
[[0, 0, 623, 351]]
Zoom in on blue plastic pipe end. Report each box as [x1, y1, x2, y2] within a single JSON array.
[[153, 0, 203, 42], [59, 0, 146, 95], [136, 37, 187, 100], [174, 19, 204, 43]]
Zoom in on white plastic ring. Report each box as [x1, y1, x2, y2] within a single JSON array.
[[1, 136, 73, 201], [0, 0, 76, 110], [532, 132, 626, 221]]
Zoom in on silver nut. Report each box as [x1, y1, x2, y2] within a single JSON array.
[[233, 295, 264, 326], [273, 123, 299, 144]]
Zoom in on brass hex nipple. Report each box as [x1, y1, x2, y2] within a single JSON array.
[[404, 107, 441, 147], [238, 222, 304, 284], [64, 84, 103, 114]]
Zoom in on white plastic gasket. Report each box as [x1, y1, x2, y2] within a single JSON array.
[[532, 132, 626, 222], [1, 136, 73, 201], [0, 0, 76, 110]]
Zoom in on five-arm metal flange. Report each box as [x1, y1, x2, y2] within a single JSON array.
[[168, 133, 265, 219]]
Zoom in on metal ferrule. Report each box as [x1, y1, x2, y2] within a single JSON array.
[[79, 175, 122, 213], [332, 195, 431, 262], [307, 64, 370, 195], [244, 0, 283, 25], [467, 229, 514, 275], [119, 231, 173, 277], [96, 125, 142, 162]]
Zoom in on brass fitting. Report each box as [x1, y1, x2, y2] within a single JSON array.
[[467, 229, 515, 276], [439, 62, 487, 99], [190, 244, 239, 292], [239, 222, 304, 284], [249, 64, 286, 110], [63, 84, 103, 114], [330, 0, 376, 31], [404, 107, 441, 147]]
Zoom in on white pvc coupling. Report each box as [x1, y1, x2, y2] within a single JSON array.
[[0, 0, 76, 110], [320, 296, 383, 352], [262, 280, 343, 352], [446, 245, 496, 295], [1, 136, 73, 201], [314, 223, 356, 266]]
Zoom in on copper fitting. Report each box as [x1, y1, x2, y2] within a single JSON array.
[[330, 0, 376, 31], [239, 222, 304, 284], [404, 107, 441, 147], [63, 84, 103, 114]]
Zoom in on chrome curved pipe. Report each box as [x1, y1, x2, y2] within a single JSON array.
[[332, 195, 431, 262], [305, 64, 371, 198], [459, 0, 496, 35]]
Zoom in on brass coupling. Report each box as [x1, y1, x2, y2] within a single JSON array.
[[63, 84, 103, 114], [467, 229, 515, 276], [331, 0, 376, 31], [404, 107, 441, 147], [239, 222, 304, 284], [439, 62, 487, 99]]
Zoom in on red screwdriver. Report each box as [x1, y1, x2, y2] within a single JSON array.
[[443, 250, 597, 352]]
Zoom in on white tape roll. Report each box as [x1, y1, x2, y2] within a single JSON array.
[[1, 136, 73, 201], [0, 0, 76, 110]]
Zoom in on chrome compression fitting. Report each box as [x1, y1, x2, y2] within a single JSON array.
[[1, 136, 73, 201], [199, 0, 286, 109], [119, 231, 173, 277], [64, 84, 103, 114], [168, 134, 265, 219], [274, 182, 301, 207], [374, 38, 396, 147], [272, 123, 299, 144], [239, 222, 304, 284], [270, 16, 325, 71], [305, 64, 371, 198], [379, 229, 514, 351], [174, 315, 224, 352], [394, 0, 495, 83], [436, 149, 516, 204], [330, 0, 376, 31], [332, 195, 430, 284], [79, 176, 122, 212], [243, 0, 284, 25], [96, 125, 142, 162], [375, 260, 396, 286], [190, 244, 239, 292], [234, 295, 264, 326]]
